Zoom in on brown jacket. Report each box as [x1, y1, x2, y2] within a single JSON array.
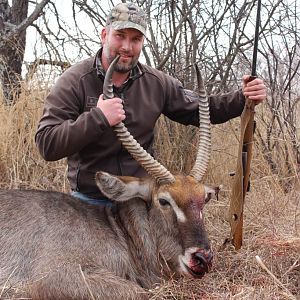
[[35, 49, 245, 198]]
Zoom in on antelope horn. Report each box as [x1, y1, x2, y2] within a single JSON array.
[[189, 65, 211, 182], [103, 55, 175, 184]]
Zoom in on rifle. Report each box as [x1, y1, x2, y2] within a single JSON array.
[[227, 0, 262, 250]]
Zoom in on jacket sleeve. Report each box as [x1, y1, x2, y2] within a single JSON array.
[[35, 68, 110, 161], [208, 89, 245, 124], [162, 75, 245, 126]]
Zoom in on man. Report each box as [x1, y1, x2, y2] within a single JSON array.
[[35, 3, 266, 204]]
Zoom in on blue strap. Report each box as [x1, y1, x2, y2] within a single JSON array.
[[71, 191, 113, 206]]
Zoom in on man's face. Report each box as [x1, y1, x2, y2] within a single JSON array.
[[101, 27, 144, 73]]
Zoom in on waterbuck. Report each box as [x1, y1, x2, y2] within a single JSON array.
[[0, 57, 219, 300]]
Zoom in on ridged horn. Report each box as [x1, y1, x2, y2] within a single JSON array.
[[103, 55, 175, 184], [189, 65, 211, 182]]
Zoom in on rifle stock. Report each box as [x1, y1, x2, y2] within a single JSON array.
[[228, 98, 255, 250]]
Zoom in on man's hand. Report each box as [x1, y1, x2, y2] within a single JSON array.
[[97, 94, 125, 126], [242, 75, 266, 105]]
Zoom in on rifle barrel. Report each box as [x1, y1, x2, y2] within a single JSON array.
[[251, 0, 262, 77]]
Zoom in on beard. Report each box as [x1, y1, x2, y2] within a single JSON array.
[[103, 46, 139, 73], [113, 55, 138, 73], [115, 60, 137, 73]]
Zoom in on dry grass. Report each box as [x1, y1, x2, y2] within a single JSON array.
[[0, 85, 68, 192], [0, 85, 299, 300]]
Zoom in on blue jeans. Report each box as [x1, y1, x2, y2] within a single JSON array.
[[71, 191, 113, 206]]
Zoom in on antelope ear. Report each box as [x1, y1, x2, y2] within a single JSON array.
[[204, 185, 222, 203], [95, 171, 152, 202]]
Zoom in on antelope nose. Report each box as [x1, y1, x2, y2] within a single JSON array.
[[194, 249, 213, 270]]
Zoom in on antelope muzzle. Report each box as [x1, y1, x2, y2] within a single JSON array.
[[180, 247, 213, 278]]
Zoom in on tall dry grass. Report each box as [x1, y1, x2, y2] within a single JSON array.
[[0, 84, 68, 192], [0, 84, 299, 299]]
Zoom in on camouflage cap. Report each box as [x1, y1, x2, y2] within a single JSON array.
[[106, 3, 147, 36]]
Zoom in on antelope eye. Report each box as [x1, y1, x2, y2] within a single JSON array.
[[159, 198, 170, 206]]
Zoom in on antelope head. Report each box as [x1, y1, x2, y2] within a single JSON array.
[[97, 55, 219, 278]]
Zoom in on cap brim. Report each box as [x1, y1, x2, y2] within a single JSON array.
[[110, 21, 146, 36]]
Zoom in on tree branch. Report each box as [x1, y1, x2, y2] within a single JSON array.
[[11, 0, 51, 36]]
